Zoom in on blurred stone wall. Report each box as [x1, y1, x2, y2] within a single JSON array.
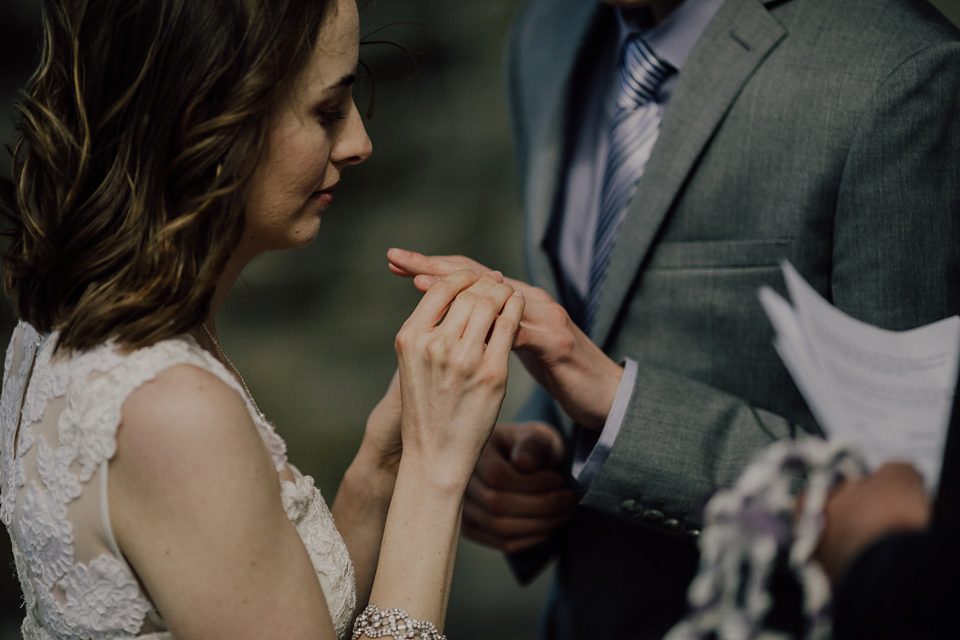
[[1, 0, 959, 638]]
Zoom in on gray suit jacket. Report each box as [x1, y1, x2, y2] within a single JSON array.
[[507, 0, 960, 637]]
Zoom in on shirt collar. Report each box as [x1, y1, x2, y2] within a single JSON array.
[[615, 0, 728, 72]]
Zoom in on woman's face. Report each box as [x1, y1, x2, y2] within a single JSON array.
[[242, 0, 372, 256]]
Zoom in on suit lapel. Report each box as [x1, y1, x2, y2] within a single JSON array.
[[590, 0, 788, 348], [523, 1, 606, 297]]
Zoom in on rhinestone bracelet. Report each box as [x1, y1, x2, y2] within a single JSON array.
[[352, 604, 447, 640]]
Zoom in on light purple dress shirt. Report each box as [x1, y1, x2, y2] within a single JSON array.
[[565, 0, 727, 488]]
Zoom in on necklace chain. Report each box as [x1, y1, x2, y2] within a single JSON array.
[[201, 323, 267, 423]]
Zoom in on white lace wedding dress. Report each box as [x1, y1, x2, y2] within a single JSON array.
[[0, 321, 357, 639]]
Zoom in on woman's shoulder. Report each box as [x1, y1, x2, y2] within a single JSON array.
[[107, 332, 268, 444], [117, 360, 266, 477], [121, 360, 253, 439], [101, 332, 289, 473], [110, 357, 286, 545], [114, 337, 289, 474]]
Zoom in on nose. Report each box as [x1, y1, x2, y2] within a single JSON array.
[[331, 100, 372, 167]]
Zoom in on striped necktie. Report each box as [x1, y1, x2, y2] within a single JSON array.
[[584, 36, 673, 331]]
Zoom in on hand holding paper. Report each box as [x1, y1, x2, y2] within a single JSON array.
[[759, 262, 960, 491]]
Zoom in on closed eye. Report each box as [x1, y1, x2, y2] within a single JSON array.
[[311, 71, 357, 127], [316, 109, 348, 126]]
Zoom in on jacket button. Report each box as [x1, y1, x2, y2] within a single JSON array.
[[663, 519, 684, 534], [619, 499, 643, 517], [642, 509, 664, 524], [685, 528, 701, 542]]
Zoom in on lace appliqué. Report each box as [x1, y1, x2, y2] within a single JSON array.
[[59, 375, 123, 483], [282, 468, 357, 639], [59, 556, 152, 638], [1, 326, 46, 525], [19, 483, 74, 586], [37, 438, 81, 505], [9, 526, 39, 620], [665, 439, 866, 640]]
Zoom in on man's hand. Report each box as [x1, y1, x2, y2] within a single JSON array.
[[462, 421, 578, 552], [815, 462, 931, 582], [387, 248, 623, 430]]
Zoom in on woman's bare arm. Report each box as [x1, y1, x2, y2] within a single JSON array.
[[111, 364, 336, 640], [109, 270, 523, 638], [332, 373, 401, 608]]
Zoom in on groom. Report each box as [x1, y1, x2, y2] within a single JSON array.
[[390, 0, 960, 637]]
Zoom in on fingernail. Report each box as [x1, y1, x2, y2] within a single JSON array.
[[512, 290, 524, 298]]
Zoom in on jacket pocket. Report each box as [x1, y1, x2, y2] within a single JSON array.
[[645, 239, 790, 270]]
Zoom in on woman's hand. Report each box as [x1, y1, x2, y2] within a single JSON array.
[[394, 269, 525, 489], [387, 248, 621, 430], [358, 369, 403, 476], [388, 249, 549, 302]]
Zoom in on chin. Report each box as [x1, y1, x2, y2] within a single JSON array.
[[258, 218, 322, 254], [289, 218, 323, 249]]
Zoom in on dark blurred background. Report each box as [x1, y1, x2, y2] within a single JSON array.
[[1, 0, 958, 638]]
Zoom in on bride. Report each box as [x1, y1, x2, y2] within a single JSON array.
[[0, 0, 524, 638]]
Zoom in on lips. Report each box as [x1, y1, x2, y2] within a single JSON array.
[[311, 182, 337, 206]]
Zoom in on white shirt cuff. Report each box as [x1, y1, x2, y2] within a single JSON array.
[[571, 357, 638, 490]]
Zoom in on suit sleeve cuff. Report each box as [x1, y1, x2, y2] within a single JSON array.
[[571, 357, 638, 491]]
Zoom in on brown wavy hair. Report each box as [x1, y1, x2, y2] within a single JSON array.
[[1, 0, 333, 351]]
